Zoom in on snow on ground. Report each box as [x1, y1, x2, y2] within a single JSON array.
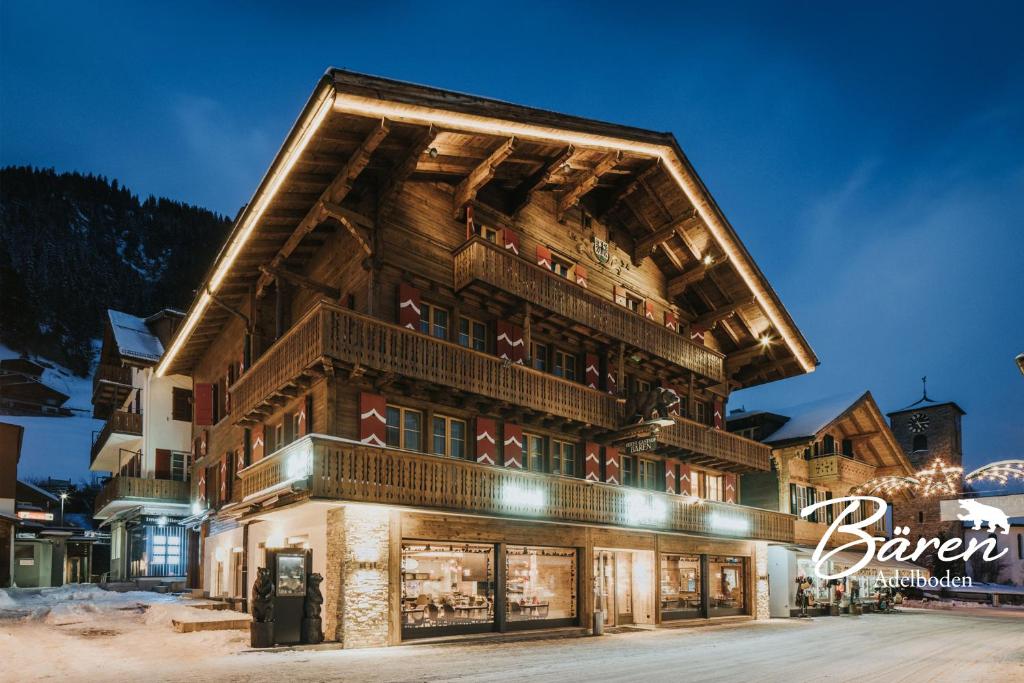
[[0, 343, 103, 481], [1, 587, 1023, 683]]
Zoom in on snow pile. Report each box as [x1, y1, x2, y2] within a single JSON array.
[[0, 585, 178, 623]]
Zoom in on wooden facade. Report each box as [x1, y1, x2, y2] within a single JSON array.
[[166, 71, 825, 643]]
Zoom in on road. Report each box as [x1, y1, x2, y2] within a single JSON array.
[[5, 606, 1023, 682]]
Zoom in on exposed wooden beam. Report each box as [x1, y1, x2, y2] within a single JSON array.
[[452, 137, 517, 218], [256, 120, 390, 296], [667, 254, 728, 297], [378, 125, 439, 222], [321, 201, 372, 256], [511, 145, 575, 214], [693, 297, 755, 328], [632, 211, 701, 265], [724, 341, 773, 372], [599, 160, 661, 220], [258, 265, 340, 300], [556, 151, 622, 221]]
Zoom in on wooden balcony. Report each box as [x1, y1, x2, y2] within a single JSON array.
[[90, 409, 143, 464], [808, 454, 876, 489], [231, 302, 772, 471], [94, 475, 190, 518], [91, 363, 134, 416], [239, 437, 795, 543], [453, 238, 725, 382]]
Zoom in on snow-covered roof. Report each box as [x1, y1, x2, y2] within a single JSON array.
[[762, 392, 865, 444], [108, 309, 164, 363]]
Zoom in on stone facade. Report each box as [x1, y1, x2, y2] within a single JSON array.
[[325, 505, 391, 647], [752, 541, 770, 620]]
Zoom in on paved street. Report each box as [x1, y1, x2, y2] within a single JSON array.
[[7, 604, 1022, 683]]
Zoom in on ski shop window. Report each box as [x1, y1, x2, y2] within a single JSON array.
[[420, 303, 449, 340], [172, 387, 193, 422], [458, 316, 488, 353], [522, 433, 546, 472], [553, 350, 577, 381], [386, 405, 422, 451], [432, 414, 467, 459], [551, 440, 577, 477]]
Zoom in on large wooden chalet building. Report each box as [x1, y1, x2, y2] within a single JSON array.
[[160, 70, 820, 645]]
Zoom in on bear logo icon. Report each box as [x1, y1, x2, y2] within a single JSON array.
[[956, 498, 1010, 534]]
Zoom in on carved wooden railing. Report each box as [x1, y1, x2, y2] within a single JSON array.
[[453, 238, 725, 382], [92, 363, 133, 392], [90, 410, 143, 463], [94, 475, 190, 516], [808, 454, 876, 487], [238, 437, 795, 543], [659, 417, 771, 471]]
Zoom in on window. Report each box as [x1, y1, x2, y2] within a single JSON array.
[[522, 433, 546, 472], [551, 440, 576, 477], [912, 434, 928, 452], [553, 350, 577, 381], [211, 383, 221, 424], [172, 387, 192, 422], [841, 438, 853, 457], [387, 406, 422, 451], [170, 452, 189, 482], [635, 378, 652, 394], [458, 317, 487, 352], [506, 546, 577, 624], [822, 435, 835, 455], [432, 415, 467, 459], [420, 303, 449, 340], [473, 223, 500, 243], [1018, 534, 1023, 560], [918, 511, 925, 524], [401, 542, 494, 636], [661, 554, 702, 620], [708, 556, 747, 616], [291, 412, 302, 440], [705, 474, 724, 501], [694, 401, 708, 426], [637, 458, 659, 491], [274, 422, 284, 453], [551, 256, 572, 279], [532, 343, 548, 372], [624, 292, 644, 314]]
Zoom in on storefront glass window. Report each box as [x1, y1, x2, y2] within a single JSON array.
[[401, 542, 494, 635], [505, 546, 577, 625], [796, 557, 833, 606], [708, 555, 746, 616], [660, 554, 702, 619]]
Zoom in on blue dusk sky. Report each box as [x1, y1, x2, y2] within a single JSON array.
[[2, 2, 1021, 476]]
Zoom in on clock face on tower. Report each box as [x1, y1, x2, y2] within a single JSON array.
[[907, 412, 930, 433]]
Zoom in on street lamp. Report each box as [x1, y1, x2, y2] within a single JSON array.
[[60, 492, 68, 526]]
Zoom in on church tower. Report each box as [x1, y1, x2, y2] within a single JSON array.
[[888, 378, 965, 559]]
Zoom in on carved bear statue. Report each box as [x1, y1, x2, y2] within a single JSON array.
[[624, 387, 681, 424], [252, 566, 275, 623]]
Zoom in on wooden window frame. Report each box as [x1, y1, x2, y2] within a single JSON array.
[[553, 349, 578, 382], [522, 432, 546, 473], [473, 224, 500, 243], [705, 473, 724, 501], [624, 291, 644, 314], [386, 405, 423, 451], [171, 387, 192, 422], [551, 439, 577, 477], [458, 315, 488, 353], [637, 457, 659, 491], [551, 255, 573, 279], [531, 342, 549, 372], [419, 302, 449, 340], [431, 414, 467, 459]]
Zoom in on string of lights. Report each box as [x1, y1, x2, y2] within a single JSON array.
[[963, 459, 1024, 486], [853, 457, 963, 498]]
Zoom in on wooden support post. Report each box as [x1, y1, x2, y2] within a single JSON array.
[[274, 278, 285, 340]]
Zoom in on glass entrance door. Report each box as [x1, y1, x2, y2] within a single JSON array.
[[615, 552, 634, 624]]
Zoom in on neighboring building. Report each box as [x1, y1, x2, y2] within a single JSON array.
[[964, 515, 1024, 586], [161, 70, 822, 646], [0, 422, 23, 586], [89, 308, 194, 584], [0, 357, 71, 416], [887, 387, 966, 551], [729, 392, 919, 616]]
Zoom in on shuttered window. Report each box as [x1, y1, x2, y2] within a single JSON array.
[[172, 387, 192, 422], [420, 303, 449, 340], [386, 406, 422, 451], [553, 350, 577, 381], [551, 440, 576, 477], [705, 474, 724, 501], [431, 415, 466, 459], [458, 316, 487, 352], [522, 433, 546, 472]]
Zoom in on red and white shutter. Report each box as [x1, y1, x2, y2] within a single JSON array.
[[251, 424, 265, 462], [194, 383, 214, 426], [536, 245, 553, 270], [664, 311, 679, 332], [604, 446, 620, 485], [724, 473, 737, 503], [644, 300, 656, 321], [197, 469, 207, 507], [199, 430, 208, 458], [606, 359, 617, 395], [585, 442, 601, 482], [236, 446, 246, 477], [573, 263, 588, 288], [219, 454, 227, 502], [679, 463, 693, 496], [297, 395, 309, 436], [713, 397, 725, 430], [585, 353, 600, 390], [689, 324, 707, 345], [398, 283, 421, 330], [496, 321, 524, 364], [359, 392, 387, 447], [613, 285, 628, 307], [502, 228, 520, 255], [465, 205, 475, 240], [665, 460, 677, 494], [503, 423, 523, 468], [475, 417, 497, 465]]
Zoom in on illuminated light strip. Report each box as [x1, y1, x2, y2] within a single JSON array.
[[330, 92, 815, 373], [155, 86, 336, 377]]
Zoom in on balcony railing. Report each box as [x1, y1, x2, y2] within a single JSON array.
[[93, 363, 133, 392], [231, 302, 772, 471], [453, 238, 725, 382], [239, 437, 795, 543], [808, 454, 876, 487], [90, 409, 143, 463], [94, 475, 190, 516]]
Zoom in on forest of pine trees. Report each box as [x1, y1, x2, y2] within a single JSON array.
[[0, 166, 232, 374]]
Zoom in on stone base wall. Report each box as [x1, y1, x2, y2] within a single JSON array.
[[325, 505, 391, 647], [752, 541, 770, 620]]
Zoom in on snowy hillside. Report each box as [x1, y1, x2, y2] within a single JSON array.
[[0, 343, 103, 482]]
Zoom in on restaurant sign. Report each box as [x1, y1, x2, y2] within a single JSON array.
[[622, 437, 657, 454]]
